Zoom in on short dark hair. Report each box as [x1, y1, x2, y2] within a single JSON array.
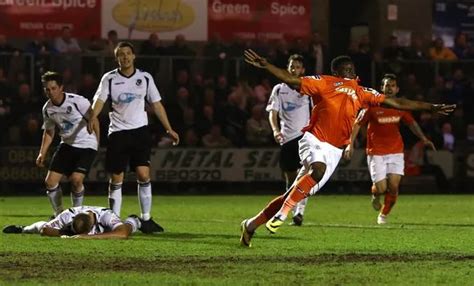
[[72, 213, 93, 234], [41, 71, 63, 86], [288, 54, 304, 65], [114, 41, 135, 56], [330, 55, 353, 73], [381, 73, 398, 85]]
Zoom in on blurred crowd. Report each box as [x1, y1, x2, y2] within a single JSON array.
[[0, 28, 473, 152]]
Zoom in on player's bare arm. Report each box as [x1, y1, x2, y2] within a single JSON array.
[[87, 99, 105, 134], [244, 49, 301, 89], [36, 128, 55, 167], [40, 227, 61, 237], [268, 110, 284, 144], [382, 97, 456, 115], [71, 224, 132, 240], [152, 101, 180, 146], [408, 121, 436, 150], [344, 122, 362, 161]]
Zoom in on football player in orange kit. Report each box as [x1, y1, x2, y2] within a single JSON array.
[[240, 49, 455, 247], [344, 74, 435, 224]]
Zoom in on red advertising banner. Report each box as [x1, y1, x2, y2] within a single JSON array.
[[0, 0, 101, 39], [208, 0, 311, 41]]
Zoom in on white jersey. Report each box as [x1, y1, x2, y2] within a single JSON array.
[[266, 83, 311, 144], [93, 68, 162, 135], [43, 206, 123, 235], [42, 93, 98, 150]]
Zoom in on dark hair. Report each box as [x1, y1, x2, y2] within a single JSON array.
[[72, 213, 93, 234], [381, 73, 398, 85], [288, 54, 304, 65], [330, 55, 353, 73], [41, 71, 63, 86], [114, 41, 135, 56]]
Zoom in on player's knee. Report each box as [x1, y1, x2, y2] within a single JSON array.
[[136, 172, 150, 182], [309, 162, 326, 182], [388, 184, 399, 195], [69, 176, 83, 190], [44, 178, 57, 189]]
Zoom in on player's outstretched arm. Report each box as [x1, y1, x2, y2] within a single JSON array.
[[40, 227, 61, 237], [382, 97, 456, 115], [66, 224, 132, 240], [244, 49, 301, 89]]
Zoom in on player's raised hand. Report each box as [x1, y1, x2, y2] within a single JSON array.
[[244, 49, 268, 68], [431, 104, 456, 115]]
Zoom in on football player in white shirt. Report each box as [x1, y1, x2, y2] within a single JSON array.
[[266, 54, 311, 226], [2, 206, 142, 239], [37, 71, 100, 218], [87, 42, 179, 234]]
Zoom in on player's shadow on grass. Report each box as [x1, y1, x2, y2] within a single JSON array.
[[0, 214, 51, 218]]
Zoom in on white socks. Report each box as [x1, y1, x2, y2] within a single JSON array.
[[46, 184, 63, 216], [71, 186, 85, 207], [108, 182, 123, 216], [138, 180, 152, 221]]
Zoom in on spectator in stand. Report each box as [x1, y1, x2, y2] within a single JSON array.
[[10, 82, 40, 116], [246, 104, 272, 146], [450, 107, 466, 140], [197, 104, 215, 136], [275, 38, 291, 68], [382, 35, 405, 75], [202, 124, 232, 148], [445, 68, 469, 105], [418, 111, 443, 148], [466, 124, 474, 146], [139, 32, 167, 76], [203, 34, 228, 78], [215, 74, 230, 107], [401, 73, 424, 100], [452, 32, 473, 59], [26, 31, 56, 56], [428, 75, 449, 103], [223, 79, 251, 146], [54, 26, 81, 54], [441, 122, 455, 151], [429, 37, 457, 60], [307, 31, 329, 75], [104, 30, 119, 55], [62, 68, 78, 93], [350, 36, 372, 86], [405, 36, 428, 60], [78, 73, 98, 100], [167, 34, 196, 75], [183, 128, 200, 147], [19, 114, 42, 146]]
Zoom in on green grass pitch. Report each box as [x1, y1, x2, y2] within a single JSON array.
[[0, 194, 473, 285]]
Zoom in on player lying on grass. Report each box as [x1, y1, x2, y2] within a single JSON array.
[[240, 49, 455, 247], [2, 206, 150, 239]]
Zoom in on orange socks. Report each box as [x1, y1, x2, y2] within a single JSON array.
[[247, 195, 285, 232], [381, 192, 398, 215], [276, 174, 317, 220]]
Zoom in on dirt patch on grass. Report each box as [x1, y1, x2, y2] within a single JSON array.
[[0, 252, 472, 281]]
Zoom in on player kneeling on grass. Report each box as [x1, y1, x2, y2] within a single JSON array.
[[2, 206, 147, 239]]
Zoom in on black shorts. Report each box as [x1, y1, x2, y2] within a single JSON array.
[[49, 144, 97, 176], [106, 126, 152, 174], [279, 135, 303, 172]]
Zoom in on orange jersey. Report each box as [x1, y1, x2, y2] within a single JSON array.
[[300, 75, 385, 148], [358, 107, 415, 155]]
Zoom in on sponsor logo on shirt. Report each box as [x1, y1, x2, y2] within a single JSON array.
[[282, 102, 301, 111], [377, 116, 401, 124], [61, 120, 74, 131], [66, 106, 72, 114], [116, 92, 139, 104], [334, 82, 343, 87], [336, 87, 357, 100]]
